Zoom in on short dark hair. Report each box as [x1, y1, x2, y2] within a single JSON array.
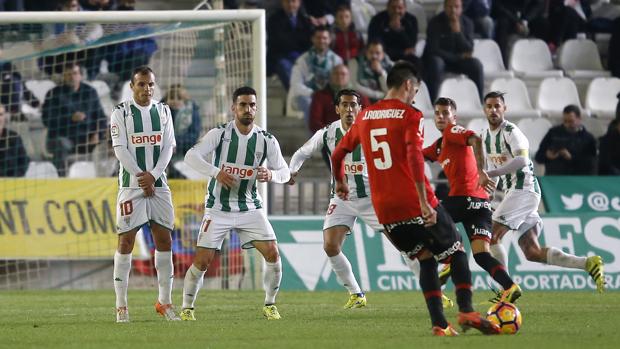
[[312, 25, 330, 36], [434, 97, 457, 111], [386, 60, 420, 89], [334, 89, 362, 106], [563, 104, 581, 117], [366, 40, 384, 49], [131, 66, 154, 84], [232, 86, 256, 103], [483, 91, 506, 104]]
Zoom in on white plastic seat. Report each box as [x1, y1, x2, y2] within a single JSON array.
[[509, 39, 564, 79], [585, 77, 620, 119], [437, 76, 484, 119], [413, 81, 434, 118], [6, 122, 35, 157], [537, 77, 583, 118], [25, 161, 59, 178], [559, 39, 610, 79], [516, 118, 553, 155], [422, 117, 442, 148], [489, 77, 541, 119], [465, 118, 488, 135], [24, 79, 56, 104], [580, 117, 607, 139], [85, 80, 115, 114], [473, 39, 514, 80], [68, 161, 97, 178], [285, 90, 304, 119]]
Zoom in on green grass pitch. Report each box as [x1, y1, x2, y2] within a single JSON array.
[[0, 290, 618, 349]]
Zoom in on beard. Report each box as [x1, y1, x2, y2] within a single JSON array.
[[238, 116, 254, 126]]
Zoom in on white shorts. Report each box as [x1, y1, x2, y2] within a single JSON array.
[[323, 196, 383, 232], [492, 189, 542, 237], [196, 209, 276, 250], [116, 188, 175, 233]]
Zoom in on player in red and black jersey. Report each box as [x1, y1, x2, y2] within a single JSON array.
[[423, 97, 519, 299], [331, 61, 499, 336]]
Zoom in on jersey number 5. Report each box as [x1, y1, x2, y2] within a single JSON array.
[[370, 128, 392, 170]]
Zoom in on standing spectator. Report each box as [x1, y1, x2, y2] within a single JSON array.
[[42, 63, 106, 176], [348, 40, 393, 103], [162, 84, 201, 156], [0, 104, 29, 177], [289, 26, 343, 128], [463, 0, 494, 39], [535, 105, 597, 175], [423, 0, 484, 101], [492, 0, 547, 62], [304, 0, 350, 26], [367, 0, 419, 65], [331, 4, 364, 63], [598, 119, 620, 175], [547, 0, 591, 50], [267, 0, 314, 90]]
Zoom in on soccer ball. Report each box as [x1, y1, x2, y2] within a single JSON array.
[[486, 302, 522, 334]]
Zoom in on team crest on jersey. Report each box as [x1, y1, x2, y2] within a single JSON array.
[[254, 152, 263, 166], [221, 162, 256, 179], [344, 162, 365, 175], [130, 131, 163, 146], [488, 154, 508, 166], [451, 125, 467, 134]]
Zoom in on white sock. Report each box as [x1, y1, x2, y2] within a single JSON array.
[[490, 243, 508, 268], [546, 247, 587, 270], [402, 253, 421, 280], [113, 251, 132, 308], [182, 264, 206, 309], [155, 250, 174, 305], [263, 259, 282, 305], [329, 252, 362, 294]]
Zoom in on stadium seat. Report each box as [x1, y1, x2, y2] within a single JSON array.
[[558, 39, 609, 78], [415, 38, 426, 58], [509, 39, 563, 101], [173, 160, 205, 180], [413, 81, 434, 118], [422, 117, 442, 148], [465, 118, 488, 135], [67, 161, 97, 178], [489, 77, 541, 119], [437, 76, 484, 119], [351, 0, 376, 42], [516, 118, 552, 155], [285, 91, 304, 119], [473, 39, 514, 82], [580, 116, 607, 139], [119, 80, 162, 103], [536, 77, 584, 119], [585, 77, 620, 119], [85, 80, 115, 114], [24, 79, 56, 105], [25, 161, 59, 178], [6, 122, 35, 158]]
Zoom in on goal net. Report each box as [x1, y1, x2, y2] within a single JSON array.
[[0, 10, 266, 290]]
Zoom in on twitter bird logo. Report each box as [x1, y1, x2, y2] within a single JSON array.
[[561, 194, 583, 210]]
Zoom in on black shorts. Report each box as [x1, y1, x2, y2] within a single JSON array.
[[383, 204, 462, 262], [442, 196, 492, 243]]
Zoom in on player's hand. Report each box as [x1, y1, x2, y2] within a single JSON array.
[[546, 149, 559, 160], [257, 166, 272, 182], [72, 111, 86, 122], [335, 179, 350, 201], [143, 184, 155, 197], [287, 172, 298, 185], [559, 148, 572, 160], [216, 170, 236, 190], [478, 170, 496, 194], [420, 202, 437, 227], [137, 171, 155, 189]]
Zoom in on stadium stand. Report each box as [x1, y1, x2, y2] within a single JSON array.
[[413, 80, 434, 119], [509, 38, 563, 101], [437, 76, 484, 119], [585, 77, 620, 119], [489, 77, 541, 119], [24, 161, 58, 178], [67, 160, 97, 178], [558, 38, 611, 100], [537, 77, 584, 119], [473, 39, 514, 85], [516, 117, 553, 155]]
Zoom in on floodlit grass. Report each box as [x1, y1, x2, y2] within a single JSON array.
[[0, 290, 617, 349]]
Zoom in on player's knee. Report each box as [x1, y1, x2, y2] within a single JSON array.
[[153, 235, 172, 251], [323, 241, 341, 257], [523, 246, 543, 262], [117, 236, 135, 253]]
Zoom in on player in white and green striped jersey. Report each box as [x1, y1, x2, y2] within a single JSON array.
[[110, 66, 180, 323], [181, 86, 290, 321], [482, 91, 604, 297]]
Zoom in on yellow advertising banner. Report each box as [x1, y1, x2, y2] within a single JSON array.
[[0, 178, 206, 259]]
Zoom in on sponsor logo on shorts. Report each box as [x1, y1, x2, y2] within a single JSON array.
[[344, 162, 365, 175], [472, 226, 491, 239], [404, 243, 424, 258], [130, 132, 163, 146], [221, 163, 255, 179], [435, 241, 462, 261], [466, 200, 491, 210], [385, 216, 424, 231]]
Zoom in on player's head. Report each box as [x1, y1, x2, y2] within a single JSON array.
[[335, 89, 362, 128], [562, 104, 582, 133], [130, 66, 155, 106], [232, 86, 257, 126], [311, 26, 331, 54], [433, 97, 457, 132], [483, 91, 507, 128], [386, 60, 421, 105]]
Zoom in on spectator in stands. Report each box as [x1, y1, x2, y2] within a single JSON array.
[[162, 84, 201, 156], [42, 63, 106, 176], [304, 0, 350, 27], [463, 0, 494, 39], [0, 104, 29, 177], [348, 40, 393, 103], [609, 17, 620, 78], [24, 0, 56, 10], [290, 26, 343, 128], [79, 0, 115, 11], [331, 4, 364, 63], [0, 0, 23, 11], [367, 0, 419, 66], [423, 0, 483, 101], [492, 0, 547, 62], [547, 0, 591, 50], [535, 105, 597, 175], [598, 119, 620, 175], [267, 0, 314, 90]]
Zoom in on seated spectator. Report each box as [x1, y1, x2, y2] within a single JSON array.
[[609, 17, 620, 78], [267, 0, 314, 90], [423, 0, 483, 101], [161, 84, 201, 156], [548, 0, 591, 50], [463, 0, 494, 39], [331, 4, 364, 63], [42, 63, 106, 176], [0, 104, 29, 177], [348, 40, 393, 103], [290, 26, 343, 128], [492, 0, 547, 63], [535, 105, 597, 175], [367, 0, 419, 66], [79, 0, 115, 11], [304, 0, 350, 27], [598, 119, 620, 175], [1, 61, 39, 121]]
